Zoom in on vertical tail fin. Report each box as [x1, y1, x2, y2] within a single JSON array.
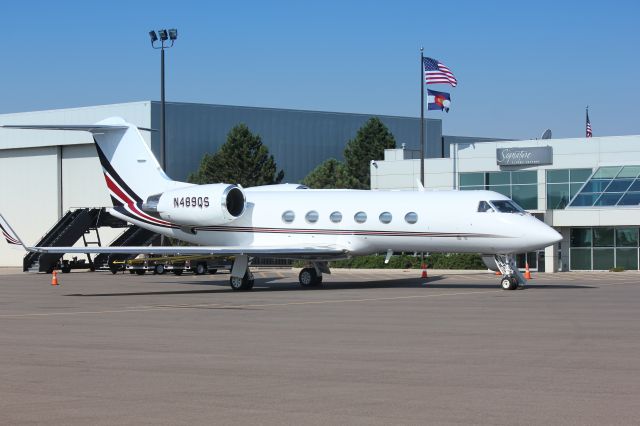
[[91, 117, 184, 206], [1, 117, 188, 207]]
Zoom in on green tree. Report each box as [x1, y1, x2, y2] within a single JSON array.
[[188, 124, 284, 187], [301, 158, 359, 189], [343, 117, 396, 189]]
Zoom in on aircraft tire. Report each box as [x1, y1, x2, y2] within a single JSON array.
[[501, 276, 517, 290], [230, 271, 254, 291], [299, 268, 322, 287]]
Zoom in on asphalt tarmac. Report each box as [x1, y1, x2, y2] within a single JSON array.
[[0, 268, 639, 425]]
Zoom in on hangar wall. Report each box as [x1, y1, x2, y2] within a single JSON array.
[[153, 102, 444, 183], [0, 103, 152, 267]]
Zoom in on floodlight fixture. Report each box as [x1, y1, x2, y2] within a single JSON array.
[[168, 28, 178, 41], [149, 30, 158, 44], [159, 29, 168, 41]]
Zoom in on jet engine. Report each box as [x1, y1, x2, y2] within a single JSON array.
[[142, 183, 246, 226]]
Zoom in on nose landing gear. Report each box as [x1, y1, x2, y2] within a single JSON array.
[[494, 254, 526, 290]]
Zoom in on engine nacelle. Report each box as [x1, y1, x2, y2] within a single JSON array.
[[143, 183, 246, 226]]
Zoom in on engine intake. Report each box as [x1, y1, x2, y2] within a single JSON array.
[[143, 183, 246, 226]]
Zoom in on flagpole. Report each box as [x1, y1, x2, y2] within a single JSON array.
[[586, 105, 589, 137], [420, 47, 425, 186]]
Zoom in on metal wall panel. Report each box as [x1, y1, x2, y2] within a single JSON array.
[[152, 102, 443, 183]]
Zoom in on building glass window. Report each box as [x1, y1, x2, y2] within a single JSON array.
[[511, 185, 537, 210], [459, 173, 484, 186], [568, 166, 640, 207], [570, 248, 592, 270], [570, 228, 592, 247], [460, 171, 539, 210], [547, 169, 569, 183], [379, 212, 392, 224], [545, 168, 592, 209], [570, 227, 640, 271], [616, 249, 638, 270], [487, 171, 510, 185], [547, 184, 570, 210], [593, 248, 615, 270], [354, 211, 367, 223], [511, 171, 537, 184], [616, 228, 638, 247], [329, 211, 342, 223]]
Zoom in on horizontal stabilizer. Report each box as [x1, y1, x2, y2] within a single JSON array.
[[1, 124, 129, 133]]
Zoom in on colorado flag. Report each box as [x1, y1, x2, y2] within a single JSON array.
[[427, 89, 451, 112]]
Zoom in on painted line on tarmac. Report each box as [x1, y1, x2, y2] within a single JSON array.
[[0, 290, 500, 319]]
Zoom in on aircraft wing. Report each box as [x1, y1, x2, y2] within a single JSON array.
[[23, 244, 348, 260], [2, 213, 348, 260]]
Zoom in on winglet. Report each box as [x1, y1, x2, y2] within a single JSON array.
[[0, 213, 27, 250]]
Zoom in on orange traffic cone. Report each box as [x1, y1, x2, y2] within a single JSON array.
[[495, 270, 502, 275], [524, 262, 532, 280], [421, 263, 428, 279], [51, 270, 59, 286]]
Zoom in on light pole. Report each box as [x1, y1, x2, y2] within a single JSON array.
[[149, 28, 178, 172]]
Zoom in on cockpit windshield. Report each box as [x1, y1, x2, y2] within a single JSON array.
[[490, 200, 525, 213], [477, 201, 494, 212]]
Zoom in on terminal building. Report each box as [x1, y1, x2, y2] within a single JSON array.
[[371, 135, 640, 272]]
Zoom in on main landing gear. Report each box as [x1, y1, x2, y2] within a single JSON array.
[[229, 255, 254, 291], [298, 262, 330, 288], [494, 254, 526, 290], [299, 268, 323, 287], [229, 271, 254, 291]]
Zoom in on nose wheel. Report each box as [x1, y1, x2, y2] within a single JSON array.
[[500, 275, 518, 290], [494, 254, 526, 290]]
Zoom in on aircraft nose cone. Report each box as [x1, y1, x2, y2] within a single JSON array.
[[533, 223, 562, 248]]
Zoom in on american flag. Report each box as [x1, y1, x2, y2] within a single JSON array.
[[586, 108, 592, 138], [423, 57, 457, 87]]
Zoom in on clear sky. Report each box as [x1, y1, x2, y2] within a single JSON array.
[[2, 0, 638, 140]]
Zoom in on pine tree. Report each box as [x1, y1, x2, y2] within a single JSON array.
[[343, 117, 396, 189], [188, 124, 284, 187], [301, 158, 359, 189]]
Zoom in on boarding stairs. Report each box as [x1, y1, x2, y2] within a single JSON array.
[[93, 226, 161, 272], [22, 208, 158, 273]]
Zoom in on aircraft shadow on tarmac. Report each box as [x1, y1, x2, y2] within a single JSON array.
[[65, 275, 595, 297]]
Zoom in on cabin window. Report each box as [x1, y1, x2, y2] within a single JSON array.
[[490, 200, 524, 213], [405, 212, 418, 224], [354, 211, 367, 223], [305, 210, 319, 223], [282, 210, 295, 223], [477, 201, 494, 212], [379, 212, 392, 224], [330, 211, 342, 223]]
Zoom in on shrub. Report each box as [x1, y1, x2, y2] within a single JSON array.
[[294, 253, 485, 269]]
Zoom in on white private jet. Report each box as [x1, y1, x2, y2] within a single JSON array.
[[0, 117, 561, 291]]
